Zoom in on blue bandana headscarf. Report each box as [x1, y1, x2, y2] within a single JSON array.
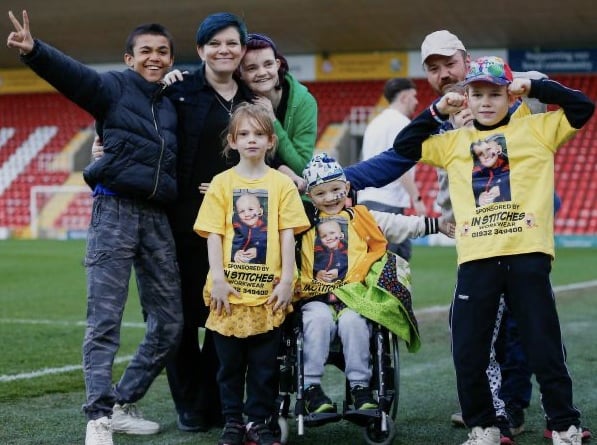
[[303, 153, 346, 191]]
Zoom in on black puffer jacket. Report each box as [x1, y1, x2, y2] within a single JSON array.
[[22, 40, 178, 204]]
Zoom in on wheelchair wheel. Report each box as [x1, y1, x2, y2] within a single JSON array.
[[278, 416, 290, 444], [363, 416, 396, 445]]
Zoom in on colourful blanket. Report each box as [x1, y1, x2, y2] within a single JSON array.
[[333, 252, 421, 352]]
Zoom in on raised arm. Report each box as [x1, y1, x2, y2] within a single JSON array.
[[7, 10, 111, 117], [370, 210, 454, 244], [513, 70, 548, 114], [392, 93, 465, 160], [344, 148, 417, 192], [522, 78, 595, 128]]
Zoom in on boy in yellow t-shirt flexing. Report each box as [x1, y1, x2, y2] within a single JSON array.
[[393, 56, 594, 445]]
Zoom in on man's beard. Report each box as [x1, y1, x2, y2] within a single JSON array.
[[439, 78, 460, 94]]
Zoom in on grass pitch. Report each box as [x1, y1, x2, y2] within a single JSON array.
[[1, 240, 595, 444]]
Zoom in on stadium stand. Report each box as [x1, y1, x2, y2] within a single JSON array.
[[0, 92, 93, 234], [550, 75, 597, 235], [0, 75, 595, 237], [303, 80, 386, 139], [52, 186, 94, 232]]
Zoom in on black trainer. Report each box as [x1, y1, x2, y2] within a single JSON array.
[[176, 411, 209, 432], [304, 384, 336, 414], [218, 421, 245, 445], [245, 422, 280, 445], [351, 385, 378, 410], [505, 404, 525, 436], [497, 415, 515, 444]]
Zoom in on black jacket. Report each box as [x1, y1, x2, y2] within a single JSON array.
[[22, 40, 178, 204], [165, 65, 253, 233]]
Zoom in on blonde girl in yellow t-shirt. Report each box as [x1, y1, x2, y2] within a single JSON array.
[[194, 103, 309, 445]]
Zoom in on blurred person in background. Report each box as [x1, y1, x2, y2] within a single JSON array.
[[358, 77, 426, 261]]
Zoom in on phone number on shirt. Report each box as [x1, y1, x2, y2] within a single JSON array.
[[472, 226, 523, 238]]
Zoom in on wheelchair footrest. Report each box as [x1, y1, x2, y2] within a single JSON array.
[[343, 408, 382, 426], [303, 411, 343, 427]]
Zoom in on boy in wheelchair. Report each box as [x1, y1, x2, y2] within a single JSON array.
[[297, 153, 454, 417]]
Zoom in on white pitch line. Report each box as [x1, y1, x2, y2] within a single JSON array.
[[415, 280, 597, 317], [0, 319, 146, 328], [0, 320, 143, 383], [1, 281, 595, 328], [0, 355, 133, 383], [554, 280, 597, 292], [1, 280, 594, 383]]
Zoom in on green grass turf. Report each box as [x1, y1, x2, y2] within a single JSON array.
[[1, 240, 595, 444]]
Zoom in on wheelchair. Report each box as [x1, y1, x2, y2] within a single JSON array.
[[274, 307, 401, 445]]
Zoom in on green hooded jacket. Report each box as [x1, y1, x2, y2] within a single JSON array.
[[274, 72, 318, 175]]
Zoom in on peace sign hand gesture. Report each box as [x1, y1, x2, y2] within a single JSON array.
[[7, 10, 34, 55]]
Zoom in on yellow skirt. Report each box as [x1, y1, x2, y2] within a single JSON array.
[[206, 303, 293, 338]]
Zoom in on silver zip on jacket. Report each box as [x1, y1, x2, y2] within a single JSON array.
[[148, 99, 165, 200]]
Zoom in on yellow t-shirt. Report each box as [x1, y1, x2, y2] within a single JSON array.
[[421, 109, 577, 264], [299, 206, 387, 299], [194, 167, 310, 337], [195, 167, 310, 305]]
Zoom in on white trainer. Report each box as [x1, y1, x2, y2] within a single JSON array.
[[85, 416, 113, 445], [552, 425, 582, 445], [461, 426, 500, 445], [111, 403, 160, 435]]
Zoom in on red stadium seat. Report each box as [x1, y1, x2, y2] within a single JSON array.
[[0, 92, 93, 230]]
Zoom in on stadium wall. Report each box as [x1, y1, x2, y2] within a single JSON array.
[[1, 48, 595, 94]]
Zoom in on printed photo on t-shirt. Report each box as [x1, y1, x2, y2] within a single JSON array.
[[313, 217, 348, 283], [470, 133, 512, 207], [231, 189, 268, 264]]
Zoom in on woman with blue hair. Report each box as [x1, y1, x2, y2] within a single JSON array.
[[164, 12, 254, 434], [134, 20, 317, 437]]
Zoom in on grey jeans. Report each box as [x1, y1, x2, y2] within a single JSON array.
[[82, 195, 182, 420], [302, 300, 372, 389]]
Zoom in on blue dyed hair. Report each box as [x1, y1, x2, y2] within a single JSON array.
[[195, 12, 248, 46]]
